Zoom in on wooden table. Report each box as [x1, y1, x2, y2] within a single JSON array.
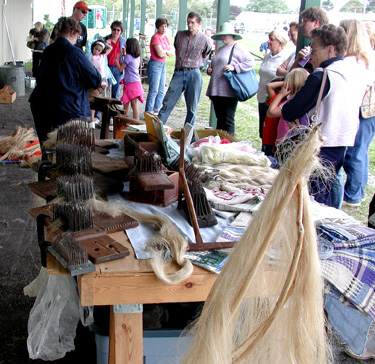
[[47, 230, 218, 364]]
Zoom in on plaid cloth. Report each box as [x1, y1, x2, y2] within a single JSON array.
[[318, 224, 375, 319]]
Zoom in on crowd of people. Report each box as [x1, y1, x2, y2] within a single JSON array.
[[27, 1, 375, 213]]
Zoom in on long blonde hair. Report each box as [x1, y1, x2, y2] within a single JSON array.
[[365, 22, 375, 50], [340, 19, 373, 69], [285, 68, 309, 97]]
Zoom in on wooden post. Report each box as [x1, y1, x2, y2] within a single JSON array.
[[109, 305, 143, 364]]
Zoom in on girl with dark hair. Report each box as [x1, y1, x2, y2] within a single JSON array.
[[29, 16, 102, 146], [115, 38, 144, 120]]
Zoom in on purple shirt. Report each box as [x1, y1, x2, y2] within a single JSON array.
[[122, 54, 141, 84]]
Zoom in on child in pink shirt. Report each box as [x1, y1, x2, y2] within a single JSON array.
[[89, 39, 112, 128]]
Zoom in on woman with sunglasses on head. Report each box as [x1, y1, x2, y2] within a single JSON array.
[[104, 21, 127, 100]]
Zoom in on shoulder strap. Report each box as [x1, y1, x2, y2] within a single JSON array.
[[228, 43, 237, 64], [310, 68, 328, 127]]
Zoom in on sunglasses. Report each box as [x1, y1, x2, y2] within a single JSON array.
[[112, 28, 121, 32], [78, 8, 87, 15]]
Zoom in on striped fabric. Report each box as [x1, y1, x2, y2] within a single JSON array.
[[318, 224, 375, 319]]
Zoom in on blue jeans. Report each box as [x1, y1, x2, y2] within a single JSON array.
[[309, 146, 346, 207], [108, 65, 123, 100], [145, 59, 166, 113], [158, 68, 202, 126], [343, 115, 375, 204], [331, 167, 344, 209], [325, 288, 372, 356]]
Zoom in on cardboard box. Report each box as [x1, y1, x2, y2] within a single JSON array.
[[0, 85, 16, 104]]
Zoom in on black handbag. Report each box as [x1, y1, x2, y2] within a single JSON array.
[[223, 44, 259, 102]]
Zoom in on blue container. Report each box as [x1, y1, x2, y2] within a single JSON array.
[[95, 329, 192, 364]]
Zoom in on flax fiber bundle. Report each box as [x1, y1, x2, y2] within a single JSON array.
[[86, 198, 193, 285], [181, 128, 332, 364], [0, 126, 40, 162]]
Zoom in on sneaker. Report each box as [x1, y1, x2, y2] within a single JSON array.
[[345, 347, 375, 360], [88, 121, 96, 129], [342, 201, 361, 207], [93, 117, 100, 125]]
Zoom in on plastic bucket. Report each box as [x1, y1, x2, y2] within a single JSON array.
[[94, 330, 191, 364], [25, 76, 36, 89], [0, 65, 26, 97], [95, 333, 109, 364]]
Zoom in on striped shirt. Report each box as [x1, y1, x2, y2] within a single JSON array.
[[174, 30, 212, 70]]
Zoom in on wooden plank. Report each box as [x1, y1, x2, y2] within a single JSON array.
[[92, 152, 129, 174], [28, 180, 57, 201], [109, 309, 143, 364], [46, 253, 69, 275], [95, 139, 119, 149], [138, 173, 175, 191], [96, 146, 110, 155], [80, 235, 130, 264], [79, 272, 216, 306]]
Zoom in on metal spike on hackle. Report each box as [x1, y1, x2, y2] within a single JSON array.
[[135, 149, 163, 173], [57, 174, 95, 203], [55, 144, 93, 176], [53, 202, 93, 232], [56, 119, 95, 152], [48, 232, 95, 276]]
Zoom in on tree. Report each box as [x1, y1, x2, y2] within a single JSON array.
[[340, 0, 365, 12], [322, 0, 334, 10], [230, 5, 244, 17], [246, 0, 290, 14], [43, 14, 55, 34], [367, 0, 375, 12]]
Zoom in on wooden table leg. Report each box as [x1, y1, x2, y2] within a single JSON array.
[[100, 106, 110, 139], [108, 304, 143, 364]]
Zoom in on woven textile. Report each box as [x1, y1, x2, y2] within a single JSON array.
[[318, 224, 375, 319]]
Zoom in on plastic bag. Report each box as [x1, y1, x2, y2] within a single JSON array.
[[27, 275, 81, 360], [23, 266, 47, 298]]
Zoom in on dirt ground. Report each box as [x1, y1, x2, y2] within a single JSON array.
[[0, 87, 372, 364]]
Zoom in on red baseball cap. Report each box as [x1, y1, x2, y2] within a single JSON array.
[[74, 1, 92, 12]]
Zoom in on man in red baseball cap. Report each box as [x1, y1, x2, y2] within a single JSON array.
[[50, 1, 91, 49], [74, 1, 92, 13]]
